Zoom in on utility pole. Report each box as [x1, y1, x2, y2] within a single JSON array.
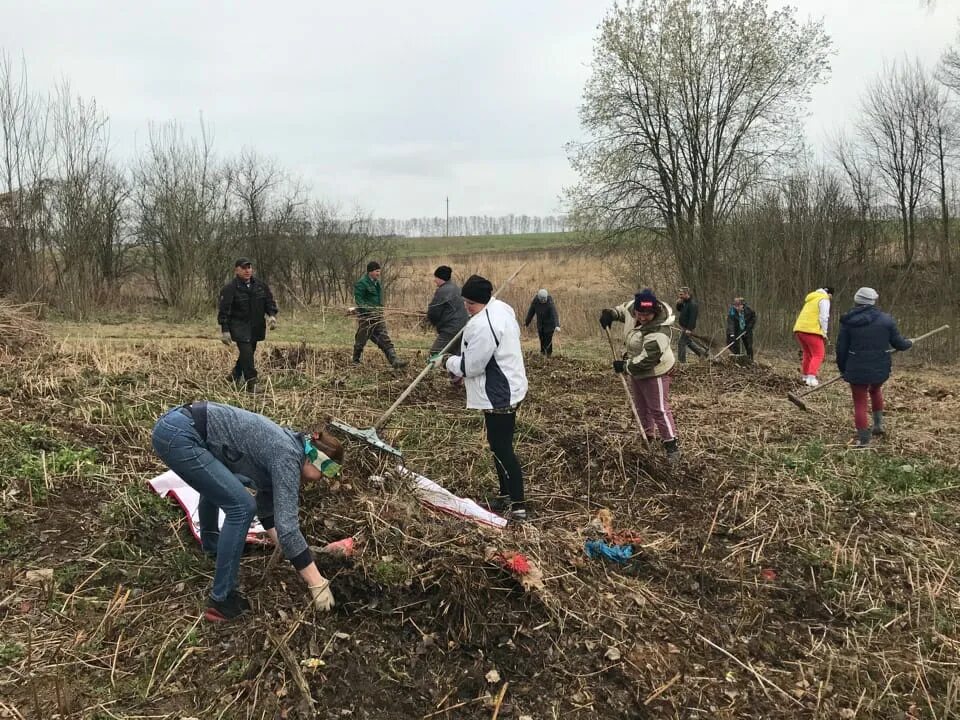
[[445, 196, 449, 237]]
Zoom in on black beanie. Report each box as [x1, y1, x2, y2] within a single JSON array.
[[634, 288, 658, 311], [461, 274, 493, 304], [434, 265, 452, 282], [366, 260, 381, 273]]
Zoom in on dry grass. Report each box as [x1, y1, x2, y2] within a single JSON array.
[[0, 330, 958, 718]]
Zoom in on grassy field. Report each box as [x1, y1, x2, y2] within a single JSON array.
[[394, 231, 581, 258], [2, 297, 960, 718]]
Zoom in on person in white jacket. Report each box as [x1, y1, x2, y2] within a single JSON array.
[[436, 274, 529, 521]]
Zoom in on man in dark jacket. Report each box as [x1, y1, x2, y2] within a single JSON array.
[[675, 287, 708, 362], [218, 258, 278, 393], [726, 297, 757, 360], [524, 288, 560, 356], [353, 261, 407, 369], [836, 287, 912, 447], [426, 265, 469, 354]]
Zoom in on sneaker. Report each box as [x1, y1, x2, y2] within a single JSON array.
[[509, 507, 528, 523], [487, 495, 511, 514], [664, 439, 681, 465], [855, 429, 872, 448], [204, 591, 249, 622]]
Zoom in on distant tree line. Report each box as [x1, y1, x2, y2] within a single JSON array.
[[568, 0, 960, 341], [0, 53, 398, 318], [369, 215, 568, 238]]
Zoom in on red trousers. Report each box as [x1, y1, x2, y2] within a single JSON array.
[[851, 383, 884, 429], [794, 332, 825, 376], [627, 375, 677, 442]]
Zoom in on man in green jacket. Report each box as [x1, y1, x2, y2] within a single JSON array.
[[353, 261, 407, 368]]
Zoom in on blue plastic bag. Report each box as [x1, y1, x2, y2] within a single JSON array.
[[584, 540, 633, 564]]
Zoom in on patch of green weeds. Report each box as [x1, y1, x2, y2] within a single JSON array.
[[0, 642, 24, 666], [373, 558, 412, 586], [0, 420, 99, 501], [774, 441, 960, 503], [102, 482, 178, 530]]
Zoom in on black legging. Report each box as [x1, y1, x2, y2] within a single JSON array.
[[484, 411, 524, 505]]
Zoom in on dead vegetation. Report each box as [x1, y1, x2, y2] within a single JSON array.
[[1, 336, 959, 719]]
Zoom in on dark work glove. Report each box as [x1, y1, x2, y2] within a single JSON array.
[[612, 360, 626, 374], [599, 309, 615, 329]]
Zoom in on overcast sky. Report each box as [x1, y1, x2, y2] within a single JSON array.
[[1, 0, 959, 218]]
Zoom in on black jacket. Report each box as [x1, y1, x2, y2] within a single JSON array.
[[836, 305, 912, 385], [524, 295, 560, 332], [426, 280, 469, 337], [676, 298, 699, 330], [218, 277, 278, 343], [726, 304, 757, 338]]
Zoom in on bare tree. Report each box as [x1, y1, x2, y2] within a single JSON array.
[[48, 82, 130, 315], [565, 0, 832, 299], [0, 51, 51, 298], [832, 132, 883, 261], [858, 59, 939, 266], [134, 120, 231, 315]]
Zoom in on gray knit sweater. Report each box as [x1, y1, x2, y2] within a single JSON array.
[[204, 403, 309, 562]]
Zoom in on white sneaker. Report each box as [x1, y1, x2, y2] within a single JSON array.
[[808, 376, 819, 387], [801, 375, 812, 385]]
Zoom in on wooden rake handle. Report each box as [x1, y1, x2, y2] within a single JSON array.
[[604, 326, 649, 444], [372, 263, 527, 432]]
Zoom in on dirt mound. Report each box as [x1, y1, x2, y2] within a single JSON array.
[[0, 299, 45, 356]]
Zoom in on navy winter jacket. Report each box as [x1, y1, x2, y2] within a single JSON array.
[[836, 306, 912, 385]]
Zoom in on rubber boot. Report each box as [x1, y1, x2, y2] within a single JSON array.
[[871, 411, 885, 437], [855, 428, 871, 448], [388, 352, 408, 369], [245, 378, 259, 394], [664, 439, 681, 465], [351, 350, 362, 366]]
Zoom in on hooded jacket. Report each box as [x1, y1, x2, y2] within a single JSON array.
[[218, 276, 278, 343], [836, 305, 912, 385], [524, 294, 560, 332], [622, 300, 676, 379], [445, 298, 528, 410], [426, 280, 469, 337]]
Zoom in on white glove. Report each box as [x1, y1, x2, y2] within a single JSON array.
[[308, 580, 335, 611], [267, 315, 277, 331], [428, 353, 447, 369], [220, 331, 232, 345], [555, 327, 560, 334]]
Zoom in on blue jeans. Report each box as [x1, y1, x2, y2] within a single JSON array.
[[151, 408, 256, 601]]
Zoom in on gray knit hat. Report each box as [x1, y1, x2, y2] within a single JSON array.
[[854, 287, 879, 306], [537, 289, 548, 301]]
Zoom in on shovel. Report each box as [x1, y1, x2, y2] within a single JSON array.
[[603, 327, 649, 444], [331, 264, 527, 457], [787, 324, 949, 411]]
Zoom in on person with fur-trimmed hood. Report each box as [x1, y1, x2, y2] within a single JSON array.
[[600, 288, 681, 463]]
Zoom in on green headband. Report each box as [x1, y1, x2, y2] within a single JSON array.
[[304, 437, 342, 478]]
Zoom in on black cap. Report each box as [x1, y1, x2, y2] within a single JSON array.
[[234, 257, 252, 268], [366, 260, 381, 273], [461, 274, 493, 304], [434, 265, 452, 282]]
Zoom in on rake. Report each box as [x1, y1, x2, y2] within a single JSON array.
[[786, 323, 949, 411], [603, 326, 649, 444], [710, 330, 747, 362], [330, 264, 527, 457]]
